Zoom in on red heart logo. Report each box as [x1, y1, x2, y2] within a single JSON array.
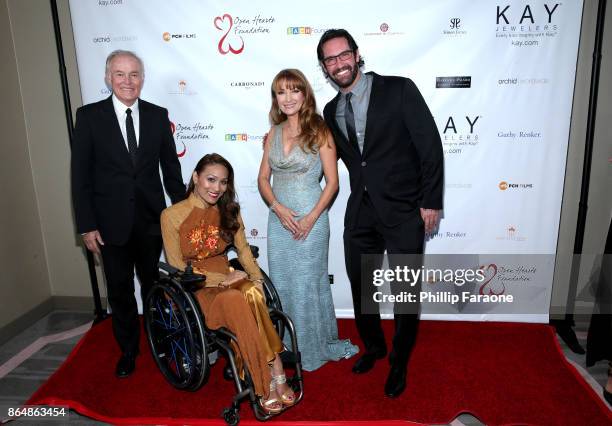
[[214, 14, 231, 31], [213, 13, 244, 55]]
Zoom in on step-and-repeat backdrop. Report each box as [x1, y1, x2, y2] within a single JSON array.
[[69, 0, 584, 322]]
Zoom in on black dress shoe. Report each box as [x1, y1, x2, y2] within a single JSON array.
[[115, 353, 136, 378], [384, 365, 407, 398], [352, 351, 386, 374]]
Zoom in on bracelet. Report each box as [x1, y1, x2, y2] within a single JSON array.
[[270, 200, 279, 211]]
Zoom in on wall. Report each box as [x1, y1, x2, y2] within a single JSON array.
[[551, 0, 612, 317], [0, 0, 53, 333], [0, 0, 101, 337]]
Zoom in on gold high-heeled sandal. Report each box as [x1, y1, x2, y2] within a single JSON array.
[[274, 374, 296, 406], [259, 379, 283, 414]]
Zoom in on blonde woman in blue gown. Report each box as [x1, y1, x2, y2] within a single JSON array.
[[258, 69, 358, 371]]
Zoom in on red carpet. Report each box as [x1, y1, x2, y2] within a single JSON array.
[[28, 319, 612, 425]]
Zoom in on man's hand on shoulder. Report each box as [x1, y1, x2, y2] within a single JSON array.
[[82, 230, 104, 254], [420, 208, 440, 234]]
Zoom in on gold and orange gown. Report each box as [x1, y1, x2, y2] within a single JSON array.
[[161, 193, 283, 397]]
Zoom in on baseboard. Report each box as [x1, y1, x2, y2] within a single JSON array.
[[0, 298, 54, 346], [52, 295, 107, 311], [0, 296, 107, 346]]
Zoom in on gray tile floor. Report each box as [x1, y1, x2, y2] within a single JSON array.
[[0, 311, 609, 425]]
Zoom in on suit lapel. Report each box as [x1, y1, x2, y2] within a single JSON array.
[[362, 72, 383, 159], [102, 96, 133, 170]]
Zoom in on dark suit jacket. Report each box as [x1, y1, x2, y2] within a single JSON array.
[[323, 72, 444, 228], [71, 96, 185, 245]]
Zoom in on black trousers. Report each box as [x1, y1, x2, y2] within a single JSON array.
[[100, 226, 162, 355], [344, 193, 424, 367]]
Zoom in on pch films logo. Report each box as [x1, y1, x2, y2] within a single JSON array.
[[364, 22, 405, 36], [92, 34, 137, 43], [495, 3, 561, 46], [498, 181, 534, 191], [439, 115, 481, 156], [163, 32, 197, 41], [214, 13, 276, 55], [225, 133, 266, 143], [443, 17, 467, 36]]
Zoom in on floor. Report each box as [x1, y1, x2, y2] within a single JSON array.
[[0, 310, 609, 425]]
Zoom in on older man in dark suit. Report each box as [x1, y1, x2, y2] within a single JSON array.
[[317, 29, 444, 397], [71, 50, 184, 377]]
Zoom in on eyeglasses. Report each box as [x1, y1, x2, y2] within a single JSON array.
[[322, 49, 354, 66]]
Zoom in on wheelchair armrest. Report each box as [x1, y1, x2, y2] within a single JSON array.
[[158, 261, 181, 276], [158, 261, 205, 284]]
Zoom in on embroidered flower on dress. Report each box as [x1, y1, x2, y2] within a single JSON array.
[[205, 236, 218, 250], [188, 227, 205, 246], [187, 221, 220, 257]]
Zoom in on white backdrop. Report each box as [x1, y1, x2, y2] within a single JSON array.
[[69, 0, 584, 322]]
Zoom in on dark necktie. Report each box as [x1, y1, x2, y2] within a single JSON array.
[[125, 108, 137, 165], [344, 92, 358, 149]]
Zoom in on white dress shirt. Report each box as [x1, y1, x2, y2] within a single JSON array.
[[112, 94, 140, 149]]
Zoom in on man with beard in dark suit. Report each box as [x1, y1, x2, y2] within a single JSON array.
[[317, 29, 444, 397], [71, 50, 184, 378]]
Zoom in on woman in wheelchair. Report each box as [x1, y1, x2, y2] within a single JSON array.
[[160, 153, 295, 414]]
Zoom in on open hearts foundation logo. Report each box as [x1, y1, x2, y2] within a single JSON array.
[[214, 14, 244, 55], [169, 120, 186, 157], [478, 263, 506, 296]]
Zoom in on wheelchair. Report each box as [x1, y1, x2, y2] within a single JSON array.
[[143, 245, 303, 425]]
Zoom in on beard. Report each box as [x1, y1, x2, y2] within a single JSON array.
[[329, 64, 359, 88]]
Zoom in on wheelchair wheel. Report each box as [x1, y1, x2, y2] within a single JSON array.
[[145, 280, 208, 390], [222, 407, 239, 426]]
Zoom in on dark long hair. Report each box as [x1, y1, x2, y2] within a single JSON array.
[[187, 153, 240, 242], [269, 69, 331, 153]]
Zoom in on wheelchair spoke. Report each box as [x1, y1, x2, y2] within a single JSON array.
[[153, 300, 168, 328], [169, 339, 181, 377], [173, 336, 191, 361]]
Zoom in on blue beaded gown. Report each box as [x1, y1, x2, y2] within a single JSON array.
[[267, 124, 358, 371]]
